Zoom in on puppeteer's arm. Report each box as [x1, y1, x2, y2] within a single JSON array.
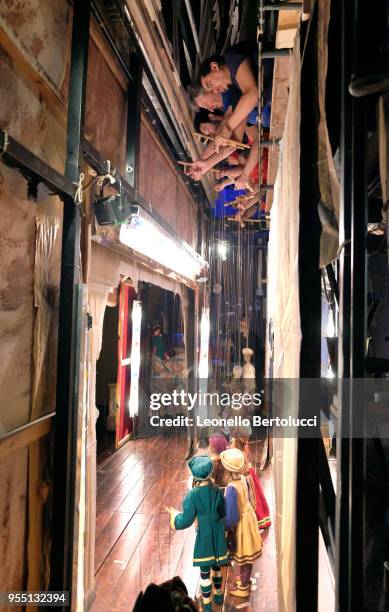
[[226, 59, 258, 132]]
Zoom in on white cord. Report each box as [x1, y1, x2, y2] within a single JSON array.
[[74, 172, 84, 204]]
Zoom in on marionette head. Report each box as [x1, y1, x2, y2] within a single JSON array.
[[242, 347, 254, 363], [231, 431, 250, 461], [187, 455, 213, 482], [232, 365, 243, 379], [240, 316, 249, 339], [220, 448, 245, 473], [106, 285, 118, 307], [209, 432, 228, 456], [133, 576, 198, 611], [152, 323, 162, 336], [231, 428, 250, 446]]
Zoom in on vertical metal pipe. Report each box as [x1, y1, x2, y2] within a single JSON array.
[[346, 0, 367, 607], [335, 0, 352, 608], [349, 41, 367, 612], [125, 53, 142, 188], [296, 10, 321, 611], [49, 0, 90, 604]]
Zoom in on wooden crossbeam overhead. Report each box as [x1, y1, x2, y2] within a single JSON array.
[[0, 414, 54, 460], [265, 0, 301, 210]]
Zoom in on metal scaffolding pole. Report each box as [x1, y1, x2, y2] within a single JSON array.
[[125, 53, 142, 188], [348, 0, 367, 604], [49, 0, 90, 604], [335, 1, 353, 609], [295, 7, 322, 609]]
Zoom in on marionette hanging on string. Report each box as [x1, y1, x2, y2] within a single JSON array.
[[231, 431, 271, 530], [220, 448, 262, 599], [166, 456, 229, 611]]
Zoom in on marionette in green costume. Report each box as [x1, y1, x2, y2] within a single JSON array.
[[167, 456, 228, 611]]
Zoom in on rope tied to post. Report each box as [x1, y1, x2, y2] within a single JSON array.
[[74, 171, 84, 204]]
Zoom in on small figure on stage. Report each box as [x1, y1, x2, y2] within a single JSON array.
[[151, 323, 169, 361], [242, 347, 256, 397]]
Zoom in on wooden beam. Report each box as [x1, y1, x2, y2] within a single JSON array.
[[0, 413, 54, 460], [276, 11, 301, 48], [127, 0, 215, 200], [266, 56, 291, 210], [89, 16, 129, 92]]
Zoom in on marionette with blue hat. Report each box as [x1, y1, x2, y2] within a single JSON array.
[[166, 456, 228, 611]]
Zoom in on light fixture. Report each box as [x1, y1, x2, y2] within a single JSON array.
[[326, 310, 335, 338], [129, 300, 142, 418], [119, 215, 207, 281], [217, 241, 228, 261], [94, 181, 140, 226]]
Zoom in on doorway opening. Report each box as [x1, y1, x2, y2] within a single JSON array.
[[95, 296, 119, 462]]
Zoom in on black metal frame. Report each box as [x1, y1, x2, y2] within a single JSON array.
[[335, 0, 367, 609], [334, 1, 353, 609], [348, 0, 367, 606], [0, 131, 76, 201], [49, 0, 91, 605], [319, 436, 336, 570], [295, 10, 322, 610], [125, 53, 142, 188]]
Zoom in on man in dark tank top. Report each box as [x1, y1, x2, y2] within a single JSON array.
[[199, 42, 273, 142]]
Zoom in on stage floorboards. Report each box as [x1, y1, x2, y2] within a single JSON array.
[[90, 436, 278, 611]]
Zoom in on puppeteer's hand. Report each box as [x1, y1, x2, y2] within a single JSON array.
[[235, 173, 255, 192], [215, 177, 234, 192], [214, 124, 233, 153], [185, 160, 209, 180]]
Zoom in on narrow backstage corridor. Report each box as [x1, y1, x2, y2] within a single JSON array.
[[0, 1, 389, 612]]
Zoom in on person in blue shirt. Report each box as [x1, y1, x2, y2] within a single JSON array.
[[199, 42, 273, 147]]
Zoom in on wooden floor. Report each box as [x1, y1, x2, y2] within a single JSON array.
[[90, 436, 278, 612]]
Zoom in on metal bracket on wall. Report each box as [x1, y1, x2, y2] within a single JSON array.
[[0, 129, 77, 201], [263, 2, 303, 10]]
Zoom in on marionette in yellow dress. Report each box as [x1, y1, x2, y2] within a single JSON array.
[[220, 448, 262, 598]]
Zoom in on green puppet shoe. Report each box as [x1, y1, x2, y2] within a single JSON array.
[[213, 590, 224, 605]]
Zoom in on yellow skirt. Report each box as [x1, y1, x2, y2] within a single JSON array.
[[233, 503, 262, 565]]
